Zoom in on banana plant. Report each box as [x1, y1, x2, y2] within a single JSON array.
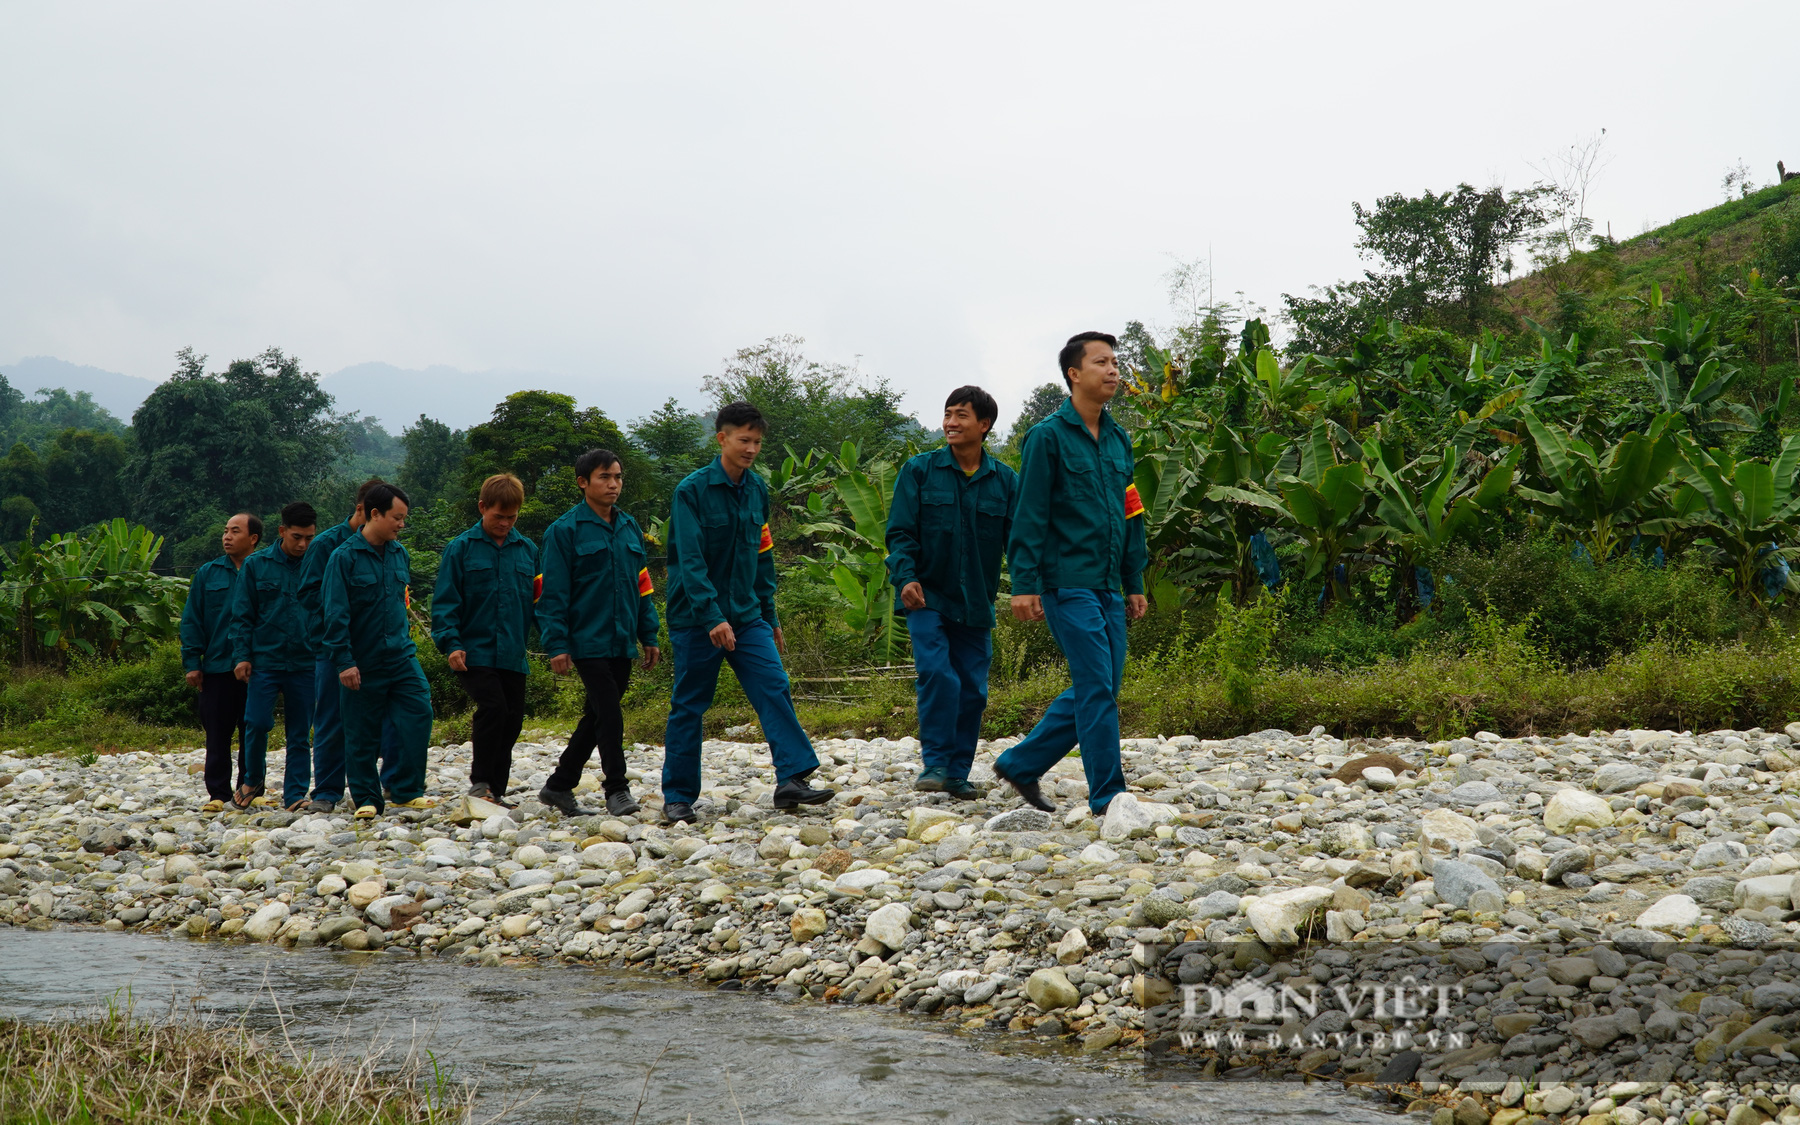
[[1618, 298, 1755, 443], [0, 518, 186, 661], [1363, 422, 1522, 620], [1513, 407, 1682, 565], [796, 441, 908, 661], [1216, 423, 1380, 605], [1666, 433, 1800, 601]]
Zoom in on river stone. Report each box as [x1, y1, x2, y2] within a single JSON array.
[[1545, 956, 1598, 986], [937, 969, 982, 995], [509, 868, 556, 889], [347, 880, 384, 909], [1734, 874, 1798, 912], [1054, 927, 1089, 964], [1419, 809, 1482, 853], [906, 807, 958, 840], [1568, 1013, 1626, 1049], [1681, 875, 1737, 905], [1692, 840, 1747, 868], [365, 894, 413, 928], [1636, 894, 1701, 931], [1593, 762, 1655, 793], [1245, 886, 1334, 944], [613, 888, 656, 918], [790, 908, 829, 942], [1450, 780, 1501, 806], [341, 860, 379, 883], [836, 868, 892, 891], [1331, 753, 1410, 783], [1142, 894, 1190, 926], [1544, 846, 1592, 884], [243, 902, 289, 942], [1100, 793, 1155, 840], [1027, 967, 1079, 1011], [316, 915, 364, 942], [581, 842, 635, 871], [1432, 858, 1501, 908], [316, 874, 347, 896], [1080, 843, 1119, 865], [499, 914, 534, 939], [865, 902, 913, 950], [1543, 789, 1613, 834], [1359, 767, 1396, 791], [984, 808, 1051, 833]]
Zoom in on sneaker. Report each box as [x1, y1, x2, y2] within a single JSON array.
[[944, 779, 983, 801], [772, 777, 836, 809], [662, 801, 697, 825], [539, 786, 595, 817], [605, 790, 642, 817], [991, 761, 1054, 812], [912, 767, 948, 792]]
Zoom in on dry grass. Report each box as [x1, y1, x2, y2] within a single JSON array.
[[0, 993, 482, 1125]]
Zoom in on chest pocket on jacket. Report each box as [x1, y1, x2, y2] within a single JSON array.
[[976, 494, 1009, 540], [920, 489, 956, 531], [205, 573, 233, 595], [465, 555, 497, 591], [576, 539, 610, 577]]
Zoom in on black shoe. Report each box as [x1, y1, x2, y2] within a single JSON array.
[[466, 782, 517, 810], [944, 779, 983, 801], [663, 801, 697, 825], [538, 786, 595, 816], [605, 790, 641, 817], [913, 767, 948, 792], [306, 797, 340, 814], [991, 761, 1054, 812], [773, 777, 836, 809]]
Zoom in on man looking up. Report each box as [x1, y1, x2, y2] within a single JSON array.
[[885, 386, 1017, 799], [433, 473, 537, 809], [662, 401, 832, 824], [319, 484, 435, 818], [536, 450, 661, 817], [228, 502, 319, 810], [991, 332, 1147, 819], [298, 478, 399, 813], [181, 512, 261, 813]]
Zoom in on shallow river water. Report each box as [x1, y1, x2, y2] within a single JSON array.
[[0, 928, 1404, 1124]]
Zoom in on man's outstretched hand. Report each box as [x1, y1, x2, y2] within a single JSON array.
[[709, 621, 737, 651]]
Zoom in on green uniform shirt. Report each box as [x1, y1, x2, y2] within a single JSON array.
[[432, 521, 539, 674], [228, 543, 315, 671], [885, 446, 1018, 628], [178, 554, 244, 673], [298, 518, 355, 652], [536, 501, 660, 660], [1008, 398, 1147, 597], [319, 532, 417, 675], [666, 458, 777, 632]]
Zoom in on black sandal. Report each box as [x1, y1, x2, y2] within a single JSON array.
[[230, 784, 263, 810]]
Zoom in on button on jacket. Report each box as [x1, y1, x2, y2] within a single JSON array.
[[535, 501, 660, 660], [666, 459, 778, 632], [1008, 398, 1147, 597], [229, 544, 315, 671], [298, 519, 355, 648], [885, 446, 1018, 628], [319, 533, 418, 675], [432, 521, 539, 674], [179, 555, 243, 673]]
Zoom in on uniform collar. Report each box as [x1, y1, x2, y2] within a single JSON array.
[[1052, 396, 1118, 440], [930, 444, 992, 481], [344, 529, 395, 556], [262, 542, 305, 568], [704, 457, 757, 491], [567, 501, 630, 529], [461, 520, 529, 546]]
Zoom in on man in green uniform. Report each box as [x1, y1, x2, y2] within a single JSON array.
[[319, 483, 435, 818], [433, 472, 537, 808], [228, 501, 318, 810], [536, 449, 662, 818], [298, 478, 398, 812], [180, 512, 261, 812], [885, 386, 1017, 798], [992, 332, 1148, 818], [662, 401, 832, 824]]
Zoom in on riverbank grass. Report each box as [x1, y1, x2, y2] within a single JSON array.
[[0, 999, 470, 1125]]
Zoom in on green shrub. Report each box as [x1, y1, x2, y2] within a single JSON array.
[[79, 642, 196, 726]]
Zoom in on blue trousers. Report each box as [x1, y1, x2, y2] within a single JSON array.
[[243, 667, 315, 807], [312, 656, 399, 802], [907, 610, 991, 779], [663, 620, 820, 805], [342, 659, 434, 812], [993, 588, 1128, 815]]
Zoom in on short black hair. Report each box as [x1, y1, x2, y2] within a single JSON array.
[[1058, 331, 1118, 389], [352, 477, 386, 514], [944, 385, 998, 433], [575, 448, 622, 480], [234, 512, 263, 545], [364, 483, 410, 517], [714, 401, 767, 433], [279, 502, 317, 529]]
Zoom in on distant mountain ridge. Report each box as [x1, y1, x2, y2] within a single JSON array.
[[0, 356, 667, 431]]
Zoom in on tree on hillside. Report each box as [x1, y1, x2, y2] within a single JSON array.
[[1283, 184, 1550, 353], [629, 398, 712, 510], [127, 347, 345, 545], [398, 414, 469, 508], [702, 335, 917, 458], [1003, 384, 1067, 453], [42, 429, 128, 533], [460, 390, 650, 538], [0, 442, 46, 542]]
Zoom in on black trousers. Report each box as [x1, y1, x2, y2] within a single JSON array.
[[546, 657, 633, 795], [454, 666, 528, 793], [198, 671, 249, 801]]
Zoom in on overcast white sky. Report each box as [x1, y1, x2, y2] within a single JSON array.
[[3, 2, 1795, 431]]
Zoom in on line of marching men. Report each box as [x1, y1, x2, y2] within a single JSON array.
[[177, 331, 1150, 826]]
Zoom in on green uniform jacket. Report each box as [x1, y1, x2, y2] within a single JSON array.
[[885, 447, 1018, 628], [666, 459, 777, 632], [432, 522, 539, 674], [228, 543, 315, 671], [298, 518, 355, 652], [1008, 398, 1147, 597], [535, 501, 660, 660], [319, 532, 417, 675], [179, 555, 244, 673]]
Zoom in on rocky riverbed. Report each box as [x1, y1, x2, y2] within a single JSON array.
[[10, 726, 1800, 1125]]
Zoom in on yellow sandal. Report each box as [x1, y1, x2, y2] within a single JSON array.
[[201, 799, 225, 813], [354, 805, 379, 819], [394, 797, 438, 809]]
